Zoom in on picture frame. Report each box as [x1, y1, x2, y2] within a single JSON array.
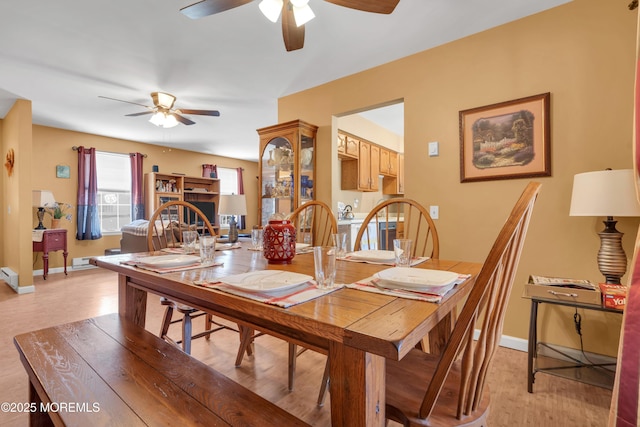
[[459, 92, 551, 183], [56, 164, 70, 179]]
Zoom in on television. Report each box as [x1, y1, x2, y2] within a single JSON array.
[[185, 201, 216, 227]]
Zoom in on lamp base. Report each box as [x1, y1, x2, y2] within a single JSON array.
[[35, 208, 47, 230], [228, 219, 238, 243], [597, 218, 626, 285]]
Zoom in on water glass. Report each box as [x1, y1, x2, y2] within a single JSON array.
[[199, 235, 217, 265], [393, 239, 412, 267], [182, 230, 198, 254], [313, 246, 337, 289], [331, 232, 347, 258], [251, 228, 264, 250]]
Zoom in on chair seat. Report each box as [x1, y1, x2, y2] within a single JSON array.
[[386, 348, 490, 427]]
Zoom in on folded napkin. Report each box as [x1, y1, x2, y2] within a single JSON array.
[[346, 274, 471, 303], [341, 255, 429, 267], [121, 259, 223, 274], [196, 280, 343, 308]]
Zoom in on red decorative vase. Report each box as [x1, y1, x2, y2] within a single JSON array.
[[263, 219, 296, 264]]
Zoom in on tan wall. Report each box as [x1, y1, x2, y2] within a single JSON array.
[[0, 122, 258, 287], [1, 100, 34, 289], [278, 0, 637, 355]]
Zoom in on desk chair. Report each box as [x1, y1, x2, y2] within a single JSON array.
[[384, 182, 541, 426], [147, 201, 243, 357]]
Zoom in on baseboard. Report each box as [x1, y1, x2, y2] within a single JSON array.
[[473, 330, 528, 353], [4, 282, 35, 294]]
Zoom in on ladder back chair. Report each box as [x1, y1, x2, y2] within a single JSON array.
[[353, 198, 439, 259], [147, 200, 241, 356], [285, 200, 337, 405], [384, 182, 541, 426], [287, 200, 338, 247]]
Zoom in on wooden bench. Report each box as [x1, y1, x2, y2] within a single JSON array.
[[14, 313, 310, 427]]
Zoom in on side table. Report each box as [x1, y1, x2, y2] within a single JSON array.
[[528, 296, 622, 393], [33, 229, 68, 280]]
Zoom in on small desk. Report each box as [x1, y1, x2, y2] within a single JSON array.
[[33, 229, 68, 280], [527, 296, 623, 393]]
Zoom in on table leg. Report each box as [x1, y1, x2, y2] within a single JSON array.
[[527, 299, 539, 393], [62, 250, 68, 275], [328, 342, 385, 427], [42, 253, 49, 280], [119, 275, 147, 328]]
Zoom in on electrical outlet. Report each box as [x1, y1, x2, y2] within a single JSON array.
[[428, 141, 439, 157], [429, 205, 439, 220]]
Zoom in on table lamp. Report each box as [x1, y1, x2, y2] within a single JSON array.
[[32, 190, 56, 230], [569, 169, 640, 284], [219, 194, 247, 243]]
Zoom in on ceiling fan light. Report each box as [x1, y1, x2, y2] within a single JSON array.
[[149, 111, 165, 127], [153, 92, 176, 109], [292, 3, 314, 27], [259, 0, 283, 22], [163, 114, 179, 128]]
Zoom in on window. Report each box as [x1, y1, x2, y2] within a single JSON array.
[[96, 151, 131, 234], [218, 167, 239, 229]]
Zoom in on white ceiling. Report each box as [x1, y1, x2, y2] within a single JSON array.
[[0, 0, 569, 162]]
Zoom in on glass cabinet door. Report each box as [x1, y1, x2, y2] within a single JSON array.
[[260, 137, 294, 225]]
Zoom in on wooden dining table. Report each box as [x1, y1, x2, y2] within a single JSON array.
[[91, 245, 481, 427]]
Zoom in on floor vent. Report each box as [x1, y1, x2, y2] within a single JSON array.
[[72, 257, 95, 270], [1, 267, 19, 290]]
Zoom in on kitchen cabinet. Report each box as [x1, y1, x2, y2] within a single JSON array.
[[257, 119, 318, 225], [379, 148, 398, 177], [337, 132, 359, 159], [341, 139, 379, 191], [383, 153, 405, 195], [144, 172, 220, 232]]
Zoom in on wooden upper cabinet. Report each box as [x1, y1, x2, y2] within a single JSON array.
[[379, 148, 398, 177], [382, 153, 404, 195], [342, 140, 379, 192]]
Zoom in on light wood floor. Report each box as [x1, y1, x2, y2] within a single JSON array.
[[0, 268, 613, 426]]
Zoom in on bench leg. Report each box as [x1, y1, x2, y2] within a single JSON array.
[[29, 381, 54, 427]]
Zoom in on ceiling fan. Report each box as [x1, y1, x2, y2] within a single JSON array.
[[99, 92, 220, 128], [179, 0, 400, 52]]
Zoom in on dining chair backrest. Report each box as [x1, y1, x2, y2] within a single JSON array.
[[411, 182, 541, 421], [287, 200, 337, 247], [353, 198, 439, 258], [147, 200, 215, 251]]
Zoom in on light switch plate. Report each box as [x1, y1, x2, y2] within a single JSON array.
[[428, 141, 439, 157], [429, 205, 439, 220]]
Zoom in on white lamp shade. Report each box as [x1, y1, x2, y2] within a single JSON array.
[[292, 2, 314, 27], [32, 190, 56, 208], [569, 169, 640, 217], [219, 194, 247, 216]]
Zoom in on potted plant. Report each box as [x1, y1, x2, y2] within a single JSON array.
[[44, 202, 73, 228]]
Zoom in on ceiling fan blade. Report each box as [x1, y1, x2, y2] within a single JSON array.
[[323, 0, 399, 14], [282, 3, 304, 52], [172, 113, 196, 126], [177, 109, 221, 117], [98, 96, 151, 109], [125, 111, 154, 117], [180, 0, 254, 19]]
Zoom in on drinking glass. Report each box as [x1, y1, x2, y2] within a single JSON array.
[[199, 235, 217, 265], [313, 246, 337, 289], [393, 239, 412, 267], [331, 232, 348, 258], [251, 228, 264, 250], [182, 230, 198, 254]]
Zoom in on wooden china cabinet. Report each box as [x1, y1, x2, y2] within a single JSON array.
[[257, 120, 318, 225]]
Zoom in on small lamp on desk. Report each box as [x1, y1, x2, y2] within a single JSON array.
[[569, 169, 640, 284], [32, 190, 56, 230], [219, 194, 247, 243]]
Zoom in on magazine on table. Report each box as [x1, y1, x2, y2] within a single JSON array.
[[528, 275, 596, 290]]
